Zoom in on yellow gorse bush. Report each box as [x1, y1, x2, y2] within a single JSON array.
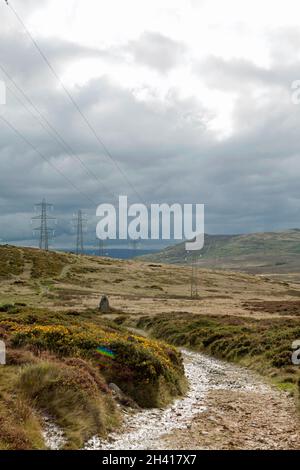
[[1, 320, 183, 383]]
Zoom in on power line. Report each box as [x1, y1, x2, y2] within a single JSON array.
[[32, 198, 55, 250], [0, 114, 97, 206], [0, 63, 117, 202], [5, 0, 145, 204]]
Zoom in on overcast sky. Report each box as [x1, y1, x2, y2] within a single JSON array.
[[1, 0, 300, 249]]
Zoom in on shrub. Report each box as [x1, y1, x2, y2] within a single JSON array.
[[8, 321, 185, 407]]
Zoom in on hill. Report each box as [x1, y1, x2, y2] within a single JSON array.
[[0, 244, 300, 449], [0, 245, 187, 449], [139, 229, 300, 277]]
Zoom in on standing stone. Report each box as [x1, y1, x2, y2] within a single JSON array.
[[99, 295, 110, 313]]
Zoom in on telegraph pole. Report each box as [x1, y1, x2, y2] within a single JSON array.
[[74, 210, 87, 255], [32, 199, 55, 250]]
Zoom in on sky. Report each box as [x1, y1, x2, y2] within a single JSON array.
[[1, 0, 300, 249]]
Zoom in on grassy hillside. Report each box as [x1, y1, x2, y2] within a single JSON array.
[[0, 245, 187, 449], [140, 229, 300, 277], [0, 306, 185, 449], [0, 244, 300, 448]]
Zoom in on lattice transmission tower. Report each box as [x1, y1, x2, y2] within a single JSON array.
[[32, 199, 55, 251], [190, 252, 199, 298], [73, 210, 87, 255], [97, 238, 105, 257], [130, 238, 141, 257]]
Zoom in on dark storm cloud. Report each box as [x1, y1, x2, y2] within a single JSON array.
[[1, 0, 300, 247]]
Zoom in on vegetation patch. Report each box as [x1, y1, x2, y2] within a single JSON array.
[[243, 300, 300, 316], [136, 314, 300, 399], [0, 298, 186, 449], [23, 250, 68, 279], [17, 360, 118, 449], [0, 246, 24, 279], [6, 320, 185, 407], [0, 367, 45, 450], [0, 305, 185, 407]]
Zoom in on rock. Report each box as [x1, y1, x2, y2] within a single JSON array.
[[109, 382, 123, 397], [108, 383, 139, 409], [99, 295, 110, 313]]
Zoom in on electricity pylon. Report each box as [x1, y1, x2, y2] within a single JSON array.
[[74, 210, 87, 255], [130, 237, 140, 257], [32, 199, 55, 251], [97, 238, 105, 257], [190, 252, 199, 298]]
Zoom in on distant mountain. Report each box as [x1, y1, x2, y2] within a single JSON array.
[[139, 229, 300, 274]]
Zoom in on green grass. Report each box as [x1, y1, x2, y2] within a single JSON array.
[[0, 246, 24, 278], [0, 245, 73, 280], [23, 249, 70, 279], [140, 229, 300, 269]]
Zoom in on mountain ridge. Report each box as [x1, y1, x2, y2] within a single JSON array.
[[139, 229, 300, 274]]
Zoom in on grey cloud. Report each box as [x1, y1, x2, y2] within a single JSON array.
[[0, 34, 108, 89], [126, 31, 187, 73], [1, 3, 300, 245]]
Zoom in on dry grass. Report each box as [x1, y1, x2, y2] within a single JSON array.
[[1, 244, 300, 447], [17, 360, 119, 449]]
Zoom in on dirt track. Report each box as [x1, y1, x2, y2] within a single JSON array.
[[162, 388, 300, 450]]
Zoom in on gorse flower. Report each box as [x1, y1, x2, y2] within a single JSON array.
[[1, 319, 183, 385]]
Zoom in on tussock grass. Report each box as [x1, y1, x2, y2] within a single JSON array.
[[0, 367, 45, 450], [17, 360, 119, 449]]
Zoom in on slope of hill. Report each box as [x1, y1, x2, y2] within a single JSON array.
[[0, 245, 186, 449], [0, 244, 300, 449], [139, 229, 300, 276]]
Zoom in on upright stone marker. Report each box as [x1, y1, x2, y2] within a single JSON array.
[[99, 295, 110, 313], [0, 340, 6, 365]]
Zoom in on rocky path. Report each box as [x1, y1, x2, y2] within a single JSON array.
[[162, 388, 299, 450], [85, 350, 300, 450]]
